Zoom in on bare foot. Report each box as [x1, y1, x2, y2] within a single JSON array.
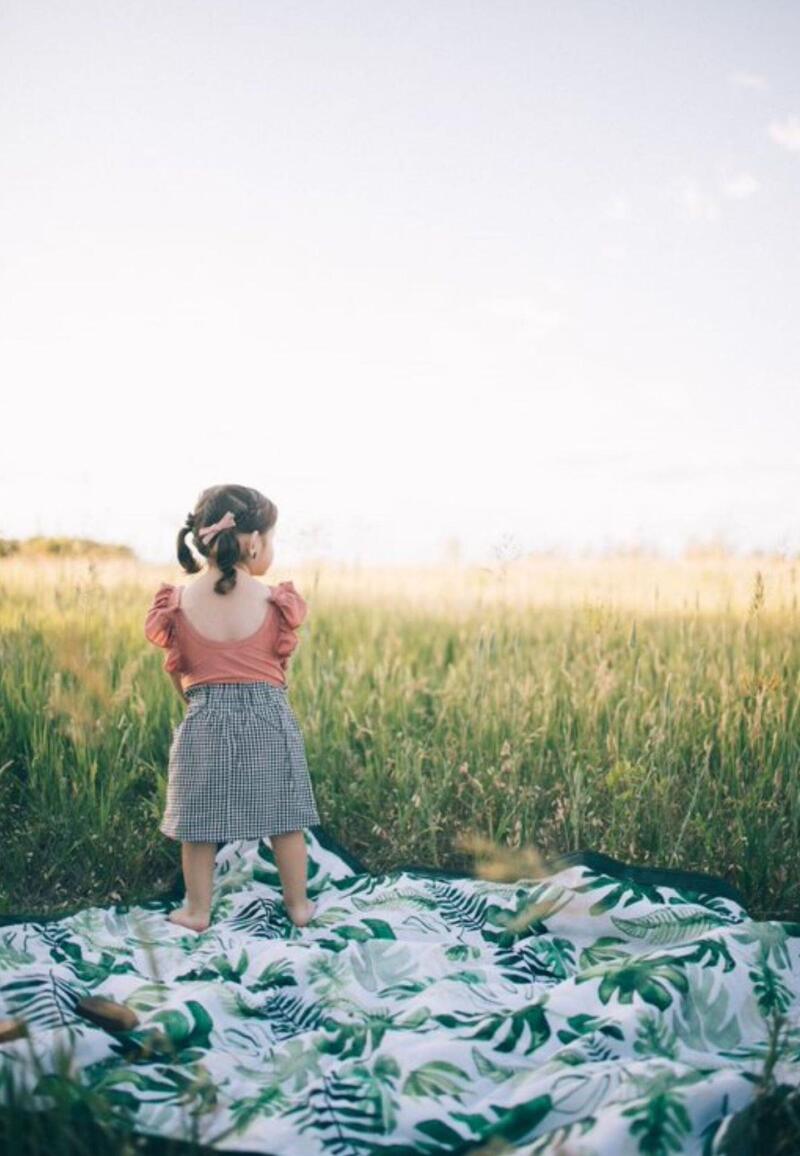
[[285, 898, 317, 928], [168, 906, 210, 933]]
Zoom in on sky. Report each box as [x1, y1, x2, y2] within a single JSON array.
[[2, 1, 799, 567]]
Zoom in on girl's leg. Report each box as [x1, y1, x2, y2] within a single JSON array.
[[168, 841, 216, 932], [271, 831, 317, 927]]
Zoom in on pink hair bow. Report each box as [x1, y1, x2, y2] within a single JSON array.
[[197, 509, 237, 545]]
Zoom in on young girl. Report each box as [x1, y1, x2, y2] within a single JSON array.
[[144, 483, 321, 933]]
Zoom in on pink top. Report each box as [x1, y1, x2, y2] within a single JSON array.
[[143, 580, 308, 691]]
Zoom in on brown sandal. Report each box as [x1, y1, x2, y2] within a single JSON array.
[[75, 996, 140, 1034], [0, 1017, 28, 1044]]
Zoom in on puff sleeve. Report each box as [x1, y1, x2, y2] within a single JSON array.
[[144, 582, 182, 674], [269, 580, 308, 668]]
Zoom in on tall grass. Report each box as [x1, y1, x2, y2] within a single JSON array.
[[0, 552, 798, 921]]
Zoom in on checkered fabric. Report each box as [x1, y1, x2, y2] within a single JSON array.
[[160, 681, 321, 842]]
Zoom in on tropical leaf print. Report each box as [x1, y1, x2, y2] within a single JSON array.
[[499, 884, 576, 937], [471, 1044, 521, 1084], [283, 1054, 402, 1149], [671, 966, 743, 1053], [0, 829, 798, 1155], [427, 881, 493, 935], [578, 955, 690, 1011], [222, 898, 281, 939], [434, 1001, 551, 1055], [492, 936, 574, 987], [611, 906, 730, 945], [749, 954, 794, 1016], [318, 1005, 431, 1062], [107, 999, 213, 1067], [633, 1010, 680, 1060], [125, 981, 177, 1013], [456, 1091, 554, 1150], [351, 887, 439, 914], [732, 920, 795, 970], [349, 941, 418, 994], [525, 1118, 597, 1154], [579, 935, 638, 969], [556, 1012, 626, 1048], [402, 1060, 472, 1099], [621, 1088, 692, 1156], [677, 935, 737, 973], [0, 969, 84, 1030], [572, 872, 672, 915], [176, 948, 251, 985], [0, 937, 35, 972]]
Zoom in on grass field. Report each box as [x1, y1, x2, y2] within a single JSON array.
[[0, 550, 798, 923]]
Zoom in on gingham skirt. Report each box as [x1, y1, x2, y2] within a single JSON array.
[[160, 681, 321, 842]]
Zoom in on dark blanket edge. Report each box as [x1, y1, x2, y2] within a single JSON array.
[[312, 825, 751, 910]]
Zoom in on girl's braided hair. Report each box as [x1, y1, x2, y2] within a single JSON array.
[[178, 483, 278, 596]]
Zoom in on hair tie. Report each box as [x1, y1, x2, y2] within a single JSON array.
[[197, 509, 237, 545]]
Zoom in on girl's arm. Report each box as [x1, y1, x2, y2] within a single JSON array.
[[169, 671, 188, 704]]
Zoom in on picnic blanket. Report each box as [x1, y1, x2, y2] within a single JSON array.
[[1, 826, 799, 1155]]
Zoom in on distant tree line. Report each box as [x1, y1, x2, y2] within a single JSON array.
[[0, 537, 135, 559]]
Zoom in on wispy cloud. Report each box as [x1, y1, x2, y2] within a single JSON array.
[[482, 297, 567, 338], [542, 276, 569, 295], [550, 450, 633, 468], [631, 460, 800, 483], [600, 242, 627, 261], [768, 114, 800, 152], [729, 70, 768, 90], [675, 178, 719, 222], [721, 172, 760, 199], [605, 193, 632, 221]]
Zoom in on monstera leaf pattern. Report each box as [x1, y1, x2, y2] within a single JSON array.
[[1, 827, 799, 1154]]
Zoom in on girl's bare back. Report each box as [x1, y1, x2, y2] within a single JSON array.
[[180, 573, 272, 643]]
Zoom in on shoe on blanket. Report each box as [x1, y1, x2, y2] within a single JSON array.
[[75, 996, 140, 1034], [0, 1017, 28, 1043]]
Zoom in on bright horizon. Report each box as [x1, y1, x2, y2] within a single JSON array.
[[2, 2, 798, 568]]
